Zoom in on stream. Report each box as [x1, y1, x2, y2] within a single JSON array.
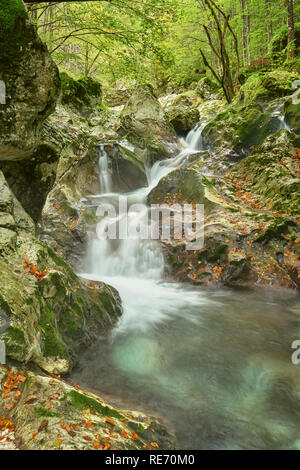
[[71, 118, 300, 450]]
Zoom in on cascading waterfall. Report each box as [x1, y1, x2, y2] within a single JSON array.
[[271, 104, 291, 131], [85, 124, 206, 282], [98, 145, 113, 193], [73, 121, 300, 450]]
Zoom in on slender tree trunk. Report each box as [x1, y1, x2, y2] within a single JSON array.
[[241, 0, 250, 66], [285, 0, 295, 59], [266, 0, 273, 46]]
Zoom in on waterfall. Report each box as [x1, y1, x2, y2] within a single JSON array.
[[185, 122, 207, 150], [98, 145, 113, 193], [271, 104, 290, 131], [85, 123, 206, 282]]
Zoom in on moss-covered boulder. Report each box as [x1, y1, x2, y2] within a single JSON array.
[[202, 104, 278, 156], [224, 130, 300, 216], [120, 84, 178, 164], [163, 90, 200, 135], [0, 171, 122, 374], [284, 98, 300, 134], [234, 70, 300, 107], [0, 366, 175, 450], [60, 73, 102, 116], [196, 76, 219, 100], [0, 0, 60, 161]]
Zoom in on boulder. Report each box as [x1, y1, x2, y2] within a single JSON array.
[[0, 366, 176, 450], [120, 84, 178, 165], [60, 73, 102, 116], [0, 171, 122, 374], [0, 1, 60, 161], [163, 90, 200, 135], [284, 98, 300, 134], [234, 70, 300, 107]]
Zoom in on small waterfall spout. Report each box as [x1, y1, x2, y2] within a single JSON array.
[[271, 104, 290, 131], [98, 145, 113, 194]]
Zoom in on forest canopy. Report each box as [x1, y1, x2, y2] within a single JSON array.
[[25, 0, 300, 99]]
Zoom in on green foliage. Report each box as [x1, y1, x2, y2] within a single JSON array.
[[27, 0, 300, 97]]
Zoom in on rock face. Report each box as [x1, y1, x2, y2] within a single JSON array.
[[284, 98, 300, 134], [234, 70, 299, 107], [149, 130, 300, 290], [0, 366, 176, 450], [60, 73, 102, 116], [0, 171, 122, 374], [120, 84, 178, 165], [163, 90, 200, 135], [0, 1, 60, 161]]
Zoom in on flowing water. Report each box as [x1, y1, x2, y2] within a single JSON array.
[[73, 121, 300, 450]]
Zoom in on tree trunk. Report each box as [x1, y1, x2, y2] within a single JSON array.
[[266, 0, 273, 46], [241, 0, 250, 66], [285, 0, 295, 59]]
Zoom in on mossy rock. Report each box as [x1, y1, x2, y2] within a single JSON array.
[[284, 98, 300, 134], [227, 130, 300, 216], [202, 104, 278, 155], [0, 1, 60, 160], [0, 171, 122, 374], [235, 70, 300, 107], [60, 72, 102, 115]]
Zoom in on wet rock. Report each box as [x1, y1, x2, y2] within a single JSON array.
[[0, 365, 176, 450], [120, 84, 178, 165], [0, 172, 122, 374], [60, 73, 102, 117], [0, 2, 60, 161], [163, 90, 200, 135], [104, 142, 148, 191], [284, 98, 300, 134]]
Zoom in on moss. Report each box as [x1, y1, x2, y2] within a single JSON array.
[[60, 72, 102, 110], [34, 407, 60, 418], [4, 327, 25, 344], [235, 70, 300, 107], [0, 0, 26, 31], [0, 1, 33, 63], [66, 390, 124, 419], [38, 301, 68, 359]]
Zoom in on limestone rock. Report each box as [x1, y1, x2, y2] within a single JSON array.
[[0, 366, 176, 450], [120, 84, 178, 165], [0, 1, 60, 161]]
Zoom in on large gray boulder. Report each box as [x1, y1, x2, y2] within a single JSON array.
[[0, 1, 60, 161], [120, 84, 178, 165]]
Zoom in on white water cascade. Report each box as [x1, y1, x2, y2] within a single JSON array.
[[271, 104, 291, 131], [98, 145, 113, 193], [73, 122, 300, 450], [80, 124, 206, 331]]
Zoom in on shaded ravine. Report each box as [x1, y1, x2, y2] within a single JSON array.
[[71, 120, 300, 450]]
